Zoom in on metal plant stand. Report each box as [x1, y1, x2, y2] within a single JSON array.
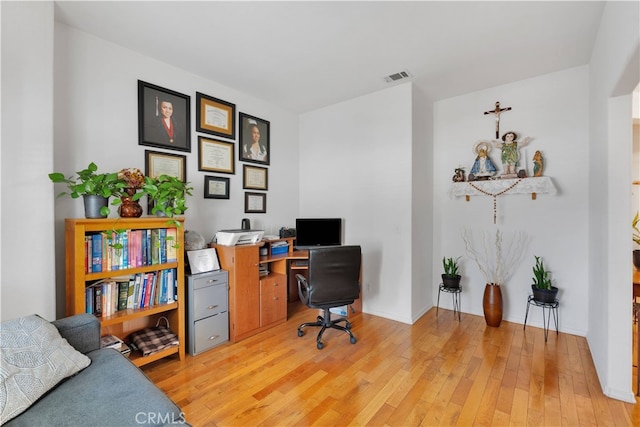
[[524, 295, 559, 342], [437, 283, 462, 321]]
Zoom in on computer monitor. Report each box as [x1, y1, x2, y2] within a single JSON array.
[[295, 218, 342, 249]]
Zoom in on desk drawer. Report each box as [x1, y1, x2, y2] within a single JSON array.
[[193, 312, 228, 354], [193, 283, 228, 320], [192, 270, 228, 290]]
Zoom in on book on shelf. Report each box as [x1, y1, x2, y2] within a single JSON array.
[[91, 233, 102, 273], [166, 228, 177, 262]]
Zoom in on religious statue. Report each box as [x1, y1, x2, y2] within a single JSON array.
[[452, 168, 465, 182], [533, 150, 544, 177], [469, 141, 497, 181], [491, 131, 532, 178]]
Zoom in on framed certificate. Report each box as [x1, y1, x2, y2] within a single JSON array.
[[243, 165, 268, 190], [198, 136, 235, 174], [244, 192, 266, 213], [196, 92, 236, 139]]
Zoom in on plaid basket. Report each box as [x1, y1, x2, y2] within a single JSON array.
[[127, 317, 179, 357]]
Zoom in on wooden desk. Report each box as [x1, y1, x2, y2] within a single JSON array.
[[634, 269, 640, 299]]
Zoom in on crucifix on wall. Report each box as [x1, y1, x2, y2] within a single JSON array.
[[484, 101, 511, 139]]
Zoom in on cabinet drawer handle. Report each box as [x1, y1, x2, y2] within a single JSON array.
[[273, 283, 278, 287], [273, 296, 278, 300], [207, 305, 219, 310], [206, 279, 218, 284], [208, 335, 220, 341]]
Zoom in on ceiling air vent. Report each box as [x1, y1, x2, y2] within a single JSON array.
[[383, 70, 412, 83]]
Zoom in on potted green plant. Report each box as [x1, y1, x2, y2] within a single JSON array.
[[632, 212, 640, 269], [136, 175, 193, 219], [531, 255, 558, 303], [442, 256, 462, 288], [49, 162, 125, 218]]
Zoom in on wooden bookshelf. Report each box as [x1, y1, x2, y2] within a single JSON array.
[[65, 217, 185, 366]]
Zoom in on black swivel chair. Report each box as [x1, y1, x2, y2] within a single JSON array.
[[296, 245, 362, 349]]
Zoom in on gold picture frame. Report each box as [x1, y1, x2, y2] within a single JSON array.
[[196, 92, 236, 139]]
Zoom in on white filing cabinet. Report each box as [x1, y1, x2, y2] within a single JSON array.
[[185, 270, 229, 355]]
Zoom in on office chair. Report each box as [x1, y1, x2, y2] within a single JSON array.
[[296, 245, 361, 349]]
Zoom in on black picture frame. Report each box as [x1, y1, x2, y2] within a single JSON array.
[[144, 150, 187, 182], [198, 136, 235, 175], [138, 80, 191, 152], [244, 192, 266, 213], [204, 176, 230, 199], [196, 92, 236, 139], [243, 165, 268, 190], [239, 112, 270, 165]]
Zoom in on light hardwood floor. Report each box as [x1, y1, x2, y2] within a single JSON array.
[[143, 304, 640, 426]]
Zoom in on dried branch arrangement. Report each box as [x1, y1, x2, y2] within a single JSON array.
[[462, 228, 528, 286]]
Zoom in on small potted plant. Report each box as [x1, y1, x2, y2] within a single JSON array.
[[531, 255, 558, 303], [442, 256, 462, 289], [48, 162, 125, 218], [136, 174, 193, 219]]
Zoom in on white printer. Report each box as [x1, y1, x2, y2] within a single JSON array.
[[214, 229, 264, 246]]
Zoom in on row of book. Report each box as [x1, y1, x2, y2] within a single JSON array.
[[85, 228, 178, 273], [85, 269, 177, 317]]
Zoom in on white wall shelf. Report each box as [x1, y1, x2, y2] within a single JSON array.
[[449, 177, 556, 201]]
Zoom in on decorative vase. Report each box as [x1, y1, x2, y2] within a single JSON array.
[[483, 283, 503, 327], [83, 195, 108, 219], [118, 188, 143, 218], [633, 250, 640, 270]]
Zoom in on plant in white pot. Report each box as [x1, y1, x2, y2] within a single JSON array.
[[48, 162, 125, 218], [531, 255, 558, 303]]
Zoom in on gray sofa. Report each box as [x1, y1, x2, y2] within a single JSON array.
[[5, 314, 187, 426]]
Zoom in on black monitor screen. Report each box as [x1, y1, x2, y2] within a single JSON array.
[[295, 218, 342, 249]]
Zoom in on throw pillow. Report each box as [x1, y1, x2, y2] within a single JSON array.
[[0, 314, 91, 424]]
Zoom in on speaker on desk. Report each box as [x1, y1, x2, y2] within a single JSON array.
[[241, 218, 251, 230]]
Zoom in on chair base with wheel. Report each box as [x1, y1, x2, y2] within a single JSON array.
[[297, 307, 356, 350]]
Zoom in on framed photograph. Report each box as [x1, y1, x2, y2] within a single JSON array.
[[244, 192, 266, 213], [204, 176, 230, 199], [239, 112, 270, 165], [138, 80, 191, 152], [145, 150, 186, 181], [198, 136, 235, 174], [243, 165, 268, 190], [196, 92, 236, 139]]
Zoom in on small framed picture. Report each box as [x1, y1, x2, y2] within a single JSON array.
[[204, 176, 230, 199], [239, 112, 270, 165], [196, 92, 236, 139], [243, 165, 268, 191], [138, 80, 191, 152], [198, 136, 235, 174], [145, 150, 187, 181], [244, 192, 266, 213]]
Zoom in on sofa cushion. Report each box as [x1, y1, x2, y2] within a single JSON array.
[[5, 348, 185, 426], [0, 314, 91, 424]]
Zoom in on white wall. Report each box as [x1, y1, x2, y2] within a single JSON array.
[[411, 86, 434, 320], [1, 1, 57, 321], [299, 84, 416, 323], [433, 67, 590, 334], [588, 1, 639, 403], [50, 24, 300, 317]]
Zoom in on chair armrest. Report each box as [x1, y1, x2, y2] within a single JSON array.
[[52, 314, 101, 354], [296, 274, 310, 303]]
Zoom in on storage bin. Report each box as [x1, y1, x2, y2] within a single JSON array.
[[270, 244, 289, 255]]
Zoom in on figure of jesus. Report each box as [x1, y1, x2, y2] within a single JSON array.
[[491, 131, 532, 177]]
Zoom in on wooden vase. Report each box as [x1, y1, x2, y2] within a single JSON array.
[[483, 283, 503, 327]]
